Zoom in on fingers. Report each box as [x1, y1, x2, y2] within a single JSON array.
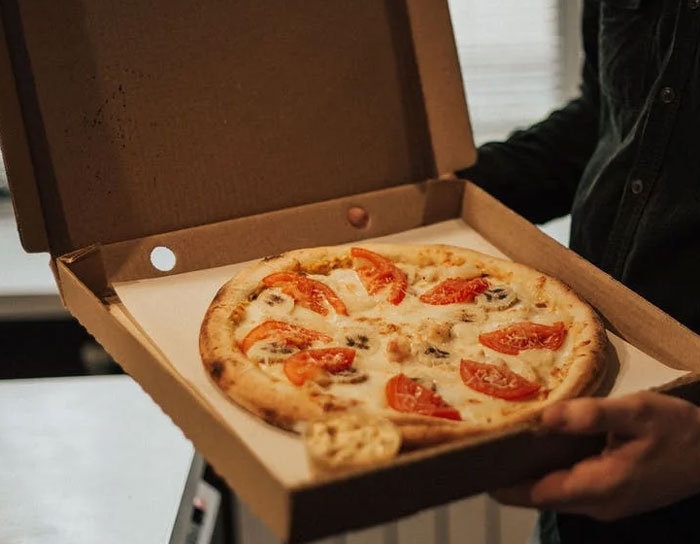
[[493, 394, 700, 520], [438, 172, 458, 181], [541, 394, 657, 437], [490, 480, 538, 507], [493, 454, 629, 511], [530, 454, 628, 506]]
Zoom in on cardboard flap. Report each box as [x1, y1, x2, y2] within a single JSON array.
[[0, 0, 474, 255]]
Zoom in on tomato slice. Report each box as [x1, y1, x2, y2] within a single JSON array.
[[262, 272, 348, 316], [283, 348, 356, 386], [240, 320, 331, 354], [419, 277, 489, 305], [460, 359, 541, 400], [478, 321, 567, 355], [350, 247, 407, 305], [385, 374, 461, 421]]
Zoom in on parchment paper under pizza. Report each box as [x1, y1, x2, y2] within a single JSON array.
[[199, 243, 607, 470]]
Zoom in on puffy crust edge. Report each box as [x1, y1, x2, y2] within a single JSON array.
[[199, 243, 609, 445]]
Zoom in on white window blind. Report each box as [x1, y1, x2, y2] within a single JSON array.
[[448, 0, 579, 144]]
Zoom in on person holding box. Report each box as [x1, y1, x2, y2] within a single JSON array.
[[458, 1, 700, 542]]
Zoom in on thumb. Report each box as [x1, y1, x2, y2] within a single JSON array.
[[541, 396, 650, 437]]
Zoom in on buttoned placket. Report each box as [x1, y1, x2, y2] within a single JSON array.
[[600, 2, 700, 279]]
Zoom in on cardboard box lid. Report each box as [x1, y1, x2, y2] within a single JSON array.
[[0, 0, 475, 256]]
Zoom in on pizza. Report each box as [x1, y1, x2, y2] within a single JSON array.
[[199, 243, 607, 469]]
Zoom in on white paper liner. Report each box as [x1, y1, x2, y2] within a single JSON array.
[[112, 219, 688, 485]]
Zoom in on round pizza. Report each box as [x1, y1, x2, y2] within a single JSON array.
[[200, 243, 607, 464]]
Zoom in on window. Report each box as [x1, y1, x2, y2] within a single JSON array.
[[449, 0, 581, 244], [449, 0, 581, 144]]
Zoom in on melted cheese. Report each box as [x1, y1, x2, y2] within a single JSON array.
[[235, 261, 579, 423]]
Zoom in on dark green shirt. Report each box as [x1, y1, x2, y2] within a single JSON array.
[[461, 0, 700, 541]]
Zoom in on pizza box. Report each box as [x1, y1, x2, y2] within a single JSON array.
[[3, 1, 700, 542]]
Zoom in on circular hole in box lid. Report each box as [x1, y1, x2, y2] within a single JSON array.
[[347, 206, 370, 229], [150, 246, 177, 272]]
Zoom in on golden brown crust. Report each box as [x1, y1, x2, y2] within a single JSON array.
[[199, 243, 608, 445], [304, 413, 402, 474]]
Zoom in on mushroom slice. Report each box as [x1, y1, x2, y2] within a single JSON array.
[[339, 326, 380, 356], [304, 412, 401, 473], [417, 343, 453, 367], [331, 368, 370, 385], [246, 340, 296, 365], [258, 288, 295, 315], [476, 285, 518, 311], [455, 306, 487, 324]]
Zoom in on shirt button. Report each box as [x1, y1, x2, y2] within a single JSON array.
[[689, 0, 700, 10], [631, 179, 644, 195], [659, 86, 675, 104]]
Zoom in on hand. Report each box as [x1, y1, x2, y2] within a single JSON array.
[[492, 391, 700, 520], [438, 172, 459, 181]]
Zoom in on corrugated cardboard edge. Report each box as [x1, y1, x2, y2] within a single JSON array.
[[406, 0, 476, 174], [54, 259, 294, 539], [0, 8, 48, 252], [98, 178, 465, 283], [55, 180, 700, 542], [58, 241, 610, 543], [653, 373, 700, 402], [1, 0, 476, 258], [285, 426, 603, 542], [461, 182, 700, 373]]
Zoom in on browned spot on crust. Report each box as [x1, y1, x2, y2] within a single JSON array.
[[576, 340, 592, 348], [417, 253, 435, 267], [259, 408, 295, 429], [536, 302, 547, 308], [212, 285, 228, 305], [280, 259, 303, 273], [261, 407, 278, 423], [262, 253, 284, 262], [209, 360, 224, 379], [536, 276, 547, 287], [301, 255, 352, 275], [442, 253, 466, 266]]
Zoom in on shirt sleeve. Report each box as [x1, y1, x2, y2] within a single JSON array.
[[458, 1, 600, 224]]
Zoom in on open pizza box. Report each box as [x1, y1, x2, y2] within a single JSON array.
[[3, 1, 700, 541]]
